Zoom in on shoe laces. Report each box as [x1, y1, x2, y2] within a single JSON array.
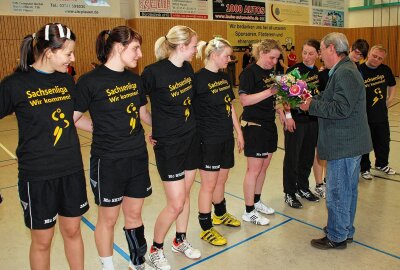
[[300, 189, 311, 197], [176, 239, 193, 253], [151, 248, 167, 263], [285, 194, 294, 204], [209, 227, 223, 238]]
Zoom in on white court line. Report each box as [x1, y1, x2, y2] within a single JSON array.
[[0, 143, 17, 160]]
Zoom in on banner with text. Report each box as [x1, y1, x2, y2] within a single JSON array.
[[269, 3, 310, 24], [7, 0, 115, 17], [213, 0, 266, 22], [227, 22, 295, 51], [139, 0, 208, 19]]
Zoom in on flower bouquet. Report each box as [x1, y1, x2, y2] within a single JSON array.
[[273, 68, 316, 108]]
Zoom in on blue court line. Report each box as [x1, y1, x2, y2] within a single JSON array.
[[180, 218, 293, 270], [81, 216, 130, 261]]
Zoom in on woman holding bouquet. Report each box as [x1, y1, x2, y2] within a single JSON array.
[[282, 39, 321, 208], [238, 39, 285, 226]]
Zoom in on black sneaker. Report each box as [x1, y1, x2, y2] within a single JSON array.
[[323, 226, 353, 243], [284, 193, 302, 208], [297, 188, 320, 202], [311, 236, 347, 250]]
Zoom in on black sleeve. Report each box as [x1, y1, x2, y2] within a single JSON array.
[[238, 69, 254, 95], [141, 67, 154, 96], [137, 79, 148, 107], [0, 79, 14, 118], [386, 66, 396, 87], [74, 77, 92, 112]]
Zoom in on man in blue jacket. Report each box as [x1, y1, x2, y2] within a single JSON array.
[[300, 32, 372, 249]]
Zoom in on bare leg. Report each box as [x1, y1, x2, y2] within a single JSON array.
[[199, 170, 218, 213], [254, 154, 273, 195], [243, 157, 264, 206], [94, 205, 121, 257], [313, 149, 326, 185], [212, 169, 229, 204], [176, 169, 196, 233], [122, 197, 145, 229], [30, 227, 55, 270], [153, 180, 186, 244], [59, 216, 84, 270]]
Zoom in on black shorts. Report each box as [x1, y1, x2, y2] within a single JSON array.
[[18, 170, 89, 230], [154, 132, 201, 181], [242, 123, 278, 158], [200, 137, 234, 171], [90, 151, 152, 207]]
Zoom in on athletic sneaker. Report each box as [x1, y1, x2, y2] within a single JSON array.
[[212, 212, 241, 227], [361, 171, 373, 180], [254, 200, 275, 214], [148, 246, 171, 270], [129, 261, 155, 270], [241, 210, 270, 225], [297, 188, 320, 202], [285, 193, 302, 208], [314, 184, 326, 199], [375, 166, 396, 175], [171, 238, 201, 259], [199, 227, 227, 246]]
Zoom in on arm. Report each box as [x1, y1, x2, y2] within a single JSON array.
[[139, 105, 152, 127], [281, 103, 296, 132], [231, 106, 244, 153], [239, 87, 277, 107], [387, 86, 396, 107], [73, 111, 93, 133], [280, 59, 289, 70]]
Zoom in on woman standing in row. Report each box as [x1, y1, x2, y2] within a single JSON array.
[[194, 38, 244, 246], [141, 25, 202, 270], [239, 39, 284, 225], [75, 26, 153, 270], [282, 39, 321, 209], [0, 23, 89, 270]]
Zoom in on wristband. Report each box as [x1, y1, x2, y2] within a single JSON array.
[[285, 113, 292, 119]]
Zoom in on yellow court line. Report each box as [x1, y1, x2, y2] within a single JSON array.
[[0, 143, 17, 160]]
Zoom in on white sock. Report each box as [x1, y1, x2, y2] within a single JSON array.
[[100, 256, 115, 270]]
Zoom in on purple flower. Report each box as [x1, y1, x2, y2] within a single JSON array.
[[296, 80, 307, 90]]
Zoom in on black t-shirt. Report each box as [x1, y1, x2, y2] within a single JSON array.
[[141, 59, 196, 143], [318, 68, 330, 93], [287, 63, 319, 122], [275, 54, 284, 75], [238, 64, 276, 124], [0, 67, 83, 181], [75, 65, 147, 158], [359, 63, 396, 123], [193, 68, 235, 143]]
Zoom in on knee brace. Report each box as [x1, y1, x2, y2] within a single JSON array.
[[124, 225, 147, 266]]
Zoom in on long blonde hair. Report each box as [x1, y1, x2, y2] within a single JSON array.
[[154, 25, 198, 61], [197, 37, 232, 65]]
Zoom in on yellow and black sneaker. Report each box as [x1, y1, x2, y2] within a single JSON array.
[[212, 212, 241, 227], [200, 227, 227, 246]]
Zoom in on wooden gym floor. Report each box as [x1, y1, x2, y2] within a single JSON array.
[[0, 81, 399, 269]]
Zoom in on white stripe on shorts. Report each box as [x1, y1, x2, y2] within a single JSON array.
[[27, 182, 33, 229], [98, 159, 101, 206]]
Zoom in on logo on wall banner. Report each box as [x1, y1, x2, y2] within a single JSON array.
[[213, 0, 266, 22]]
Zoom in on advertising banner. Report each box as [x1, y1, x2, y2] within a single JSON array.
[[213, 0, 266, 22], [139, 0, 208, 19]]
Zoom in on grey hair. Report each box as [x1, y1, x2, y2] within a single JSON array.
[[321, 32, 349, 57]]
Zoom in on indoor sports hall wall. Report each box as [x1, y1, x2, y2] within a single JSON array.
[[0, 16, 399, 80]]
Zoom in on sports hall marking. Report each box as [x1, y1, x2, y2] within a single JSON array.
[[0, 143, 17, 160]]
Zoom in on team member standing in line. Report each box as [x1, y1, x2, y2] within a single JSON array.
[[141, 25, 201, 270], [194, 38, 244, 246], [0, 23, 89, 270], [239, 39, 285, 225], [359, 45, 397, 180], [75, 26, 153, 270], [282, 39, 321, 208]]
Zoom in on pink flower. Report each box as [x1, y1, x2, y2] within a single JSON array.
[[289, 85, 302, 96], [296, 80, 307, 90], [302, 89, 312, 100]]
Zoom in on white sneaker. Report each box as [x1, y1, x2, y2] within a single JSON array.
[[148, 247, 171, 270], [241, 210, 270, 226], [254, 200, 275, 214], [171, 238, 201, 259], [129, 261, 155, 270], [314, 184, 326, 199], [361, 171, 373, 180], [375, 166, 396, 175]]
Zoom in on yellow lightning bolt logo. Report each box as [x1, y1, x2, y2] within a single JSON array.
[[52, 108, 70, 146], [224, 94, 232, 117], [183, 97, 191, 121], [126, 103, 138, 134], [372, 88, 383, 107]]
